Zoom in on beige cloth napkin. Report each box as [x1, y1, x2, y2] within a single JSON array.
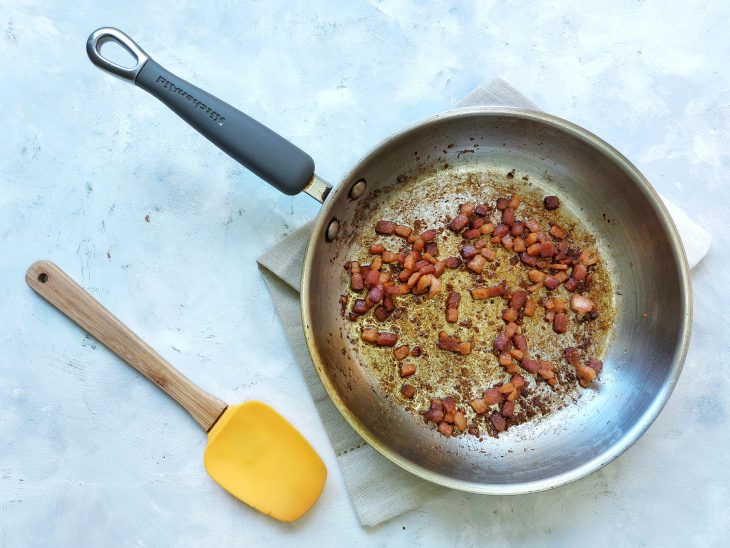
[[257, 79, 711, 527]]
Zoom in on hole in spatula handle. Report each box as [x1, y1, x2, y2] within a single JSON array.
[[37, 272, 48, 283]]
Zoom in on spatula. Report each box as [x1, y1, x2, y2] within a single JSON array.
[[26, 260, 326, 522]]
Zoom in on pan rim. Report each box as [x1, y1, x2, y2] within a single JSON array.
[[300, 106, 692, 494]]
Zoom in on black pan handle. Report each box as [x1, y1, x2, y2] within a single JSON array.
[[86, 27, 330, 202]]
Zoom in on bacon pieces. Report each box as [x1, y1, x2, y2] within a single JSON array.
[[375, 220, 396, 235], [446, 292, 461, 323], [437, 331, 471, 355]]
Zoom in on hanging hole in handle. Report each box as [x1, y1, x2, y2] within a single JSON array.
[[38, 272, 48, 284], [86, 27, 150, 83], [98, 39, 138, 69]]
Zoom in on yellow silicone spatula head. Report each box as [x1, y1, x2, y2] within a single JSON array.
[[26, 260, 326, 522], [205, 401, 326, 521]]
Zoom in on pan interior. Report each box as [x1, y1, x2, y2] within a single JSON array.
[[302, 109, 688, 491]]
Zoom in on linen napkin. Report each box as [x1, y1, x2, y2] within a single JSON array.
[[257, 79, 711, 527]]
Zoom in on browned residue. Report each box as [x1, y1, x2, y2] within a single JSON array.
[[343, 167, 615, 437]]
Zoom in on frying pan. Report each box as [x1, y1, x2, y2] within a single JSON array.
[[87, 28, 691, 493]]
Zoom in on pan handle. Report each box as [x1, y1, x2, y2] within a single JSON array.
[[86, 27, 331, 202]]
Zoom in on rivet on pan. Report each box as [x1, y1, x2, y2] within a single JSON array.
[[326, 218, 340, 242], [349, 179, 366, 200]]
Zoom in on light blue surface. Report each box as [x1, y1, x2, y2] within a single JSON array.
[[1, 1, 728, 545]]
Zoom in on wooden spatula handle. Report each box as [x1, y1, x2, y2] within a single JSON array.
[[26, 260, 228, 432]]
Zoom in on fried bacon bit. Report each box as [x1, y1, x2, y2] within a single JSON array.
[[537, 361, 557, 387], [528, 269, 545, 284], [419, 263, 436, 275], [453, 411, 467, 431], [433, 260, 446, 278], [369, 243, 385, 254], [513, 237, 526, 252], [442, 397, 456, 414], [420, 229, 438, 242], [570, 294, 595, 314], [501, 401, 515, 418], [521, 358, 540, 374], [382, 250, 399, 264], [543, 276, 560, 290], [446, 292, 461, 323], [564, 277, 579, 292], [425, 243, 439, 257], [478, 281, 506, 299], [512, 333, 528, 352], [367, 285, 384, 304], [377, 331, 399, 347], [424, 399, 444, 423], [361, 327, 378, 343], [406, 271, 422, 289], [502, 234, 514, 250], [462, 228, 481, 240], [352, 299, 368, 315], [428, 277, 442, 298], [401, 383, 416, 399], [490, 412, 507, 432], [445, 256, 462, 269], [579, 249, 599, 266], [480, 222, 495, 235], [540, 241, 556, 257], [399, 363, 416, 378], [460, 245, 477, 260], [508, 194, 521, 209], [496, 196, 509, 210], [459, 203, 476, 216], [467, 254, 487, 274], [373, 305, 389, 321], [553, 312, 568, 334], [438, 331, 471, 355], [366, 269, 380, 288], [414, 273, 432, 295], [375, 220, 396, 234], [394, 345, 410, 360], [470, 397, 489, 414], [449, 214, 469, 233], [480, 247, 497, 261], [394, 224, 412, 238], [510, 349, 524, 361], [510, 291, 528, 310], [524, 299, 537, 317], [504, 321, 518, 338], [493, 332, 511, 352], [384, 284, 408, 296], [576, 365, 596, 387], [362, 328, 398, 347], [412, 238, 425, 252], [350, 262, 364, 292], [588, 358, 603, 374], [549, 224, 567, 239], [572, 263, 587, 281], [526, 243, 542, 256], [474, 204, 490, 216], [502, 307, 518, 322], [501, 208, 515, 226], [410, 345, 422, 357], [438, 422, 453, 437], [525, 219, 542, 233], [469, 216, 486, 229], [543, 195, 560, 210], [491, 223, 510, 240]]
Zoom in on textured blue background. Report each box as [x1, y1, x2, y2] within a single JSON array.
[[1, 1, 727, 545]]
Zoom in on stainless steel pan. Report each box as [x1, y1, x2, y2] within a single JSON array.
[[88, 28, 691, 493]]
